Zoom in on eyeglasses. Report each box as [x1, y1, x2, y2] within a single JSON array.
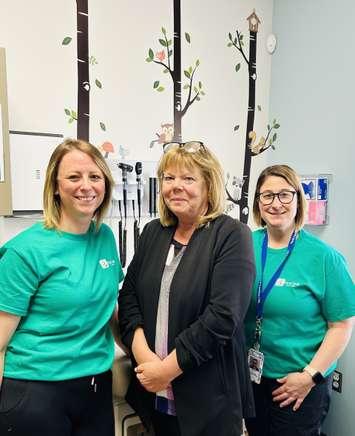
[[163, 141, 205, 154], [257, 190, 297, 205]]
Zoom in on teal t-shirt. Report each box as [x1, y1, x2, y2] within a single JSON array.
[[245, 228, 355, 379], [0, 222, 124, 381]]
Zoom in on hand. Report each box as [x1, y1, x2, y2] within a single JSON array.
[[272, 372, 315, 411], [135, 360, 171, 393]]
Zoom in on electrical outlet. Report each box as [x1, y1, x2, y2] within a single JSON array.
[[332, 370, 342, 393]]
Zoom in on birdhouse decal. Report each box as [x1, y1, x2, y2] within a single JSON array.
[[247, 9, 261, 32]]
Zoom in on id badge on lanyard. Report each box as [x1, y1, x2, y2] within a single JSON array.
[[248, 230, 297, 384]]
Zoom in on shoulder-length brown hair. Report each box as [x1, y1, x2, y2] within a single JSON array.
[[43, 138, 114, 230], [252, 164, 307, 230], [157, 144, 225, 227]]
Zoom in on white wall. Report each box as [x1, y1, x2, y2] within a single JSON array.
[[270, 1, 355, 434]]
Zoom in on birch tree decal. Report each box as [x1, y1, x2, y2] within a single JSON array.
[[62, 1, 106, 140], [146, 0, 205, 143], [76, 0, 89, 140], [225, 10, 280, 223]]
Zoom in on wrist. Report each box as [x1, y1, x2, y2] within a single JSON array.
[[303, 365, 325, 385], [162, 354, 182, 382]]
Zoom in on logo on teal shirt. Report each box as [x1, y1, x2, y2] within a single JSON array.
[[275, 277, 300, 288], [99, 258, 116, 269]]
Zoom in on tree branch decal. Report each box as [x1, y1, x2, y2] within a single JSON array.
[[76, 0, 90, 140], [62, 1, 107, 139], [226, 10, 280, 222], [146, 0, 205, 142]]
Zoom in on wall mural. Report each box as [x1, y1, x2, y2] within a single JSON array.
[[225, 10, 280, 224], [146, 0, 205, 145], [57, 4, 278, 226]]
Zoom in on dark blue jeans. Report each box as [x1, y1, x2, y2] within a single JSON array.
[[0, 371, 114, 436], [245, 375, 332, 436]]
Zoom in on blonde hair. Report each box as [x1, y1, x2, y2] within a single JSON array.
[[43, 138, 114, 230], [252, 164, 307, 230], [157, 145, 225, 227]]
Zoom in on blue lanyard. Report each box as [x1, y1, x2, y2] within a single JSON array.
[[256, 230, 297, 319]]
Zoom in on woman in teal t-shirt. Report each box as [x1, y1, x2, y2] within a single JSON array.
[[0, 139, 124, 436], [245, 164, 355, 436]]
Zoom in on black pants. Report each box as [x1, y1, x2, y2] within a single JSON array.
[[245, 375, 332, 436], [0, 371, 114, 436], [151, 410, 181, 436]]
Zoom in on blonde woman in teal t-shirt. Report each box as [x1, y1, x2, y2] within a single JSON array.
[[245, 164, 355, 436], [0, 139, 124, 436]]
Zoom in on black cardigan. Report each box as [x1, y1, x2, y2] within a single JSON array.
[[118, 214, 255, 436]]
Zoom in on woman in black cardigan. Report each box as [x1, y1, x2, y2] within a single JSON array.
[[118, 141, 255, 436]]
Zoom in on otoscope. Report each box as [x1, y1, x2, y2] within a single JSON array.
[[134, 162, 142, 251], [118, 163, 133, 267]]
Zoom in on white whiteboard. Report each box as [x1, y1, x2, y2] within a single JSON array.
[[9, 133, 63, 211]]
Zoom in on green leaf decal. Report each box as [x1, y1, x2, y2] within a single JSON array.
[[100, 122, 106, 131], [200, 90, 205, 96], [185, 32, 191, 43], [64, 108, 71, 116], [148, 48, 154, 60], [199, 81, 202, 89], [168, 39, 172, 46], [153, 81, 159, 89], [159, 38, 167, 47], [162, 27, 166, 35], [196, 59, 200, 67], [228, 32, 232, 41], [163, 69, 169, 74], [183, 84, 190, 90], [235, 63, 241, 72], [184, 70, 191, 79], [95, 79, 102, 89], [68, 118, 74, 124], [257, 105, 261, 111], [273, 133, 277, 142], [267, 124, 270, 131], [271, 145, 276, 150], [234, 125, 240, 131], [274, 123, 280, 129], [157, 86, 164, 92], [227, 42, 233, 47], [146, 57, 152, 62], [62, 37, 72, 46]]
